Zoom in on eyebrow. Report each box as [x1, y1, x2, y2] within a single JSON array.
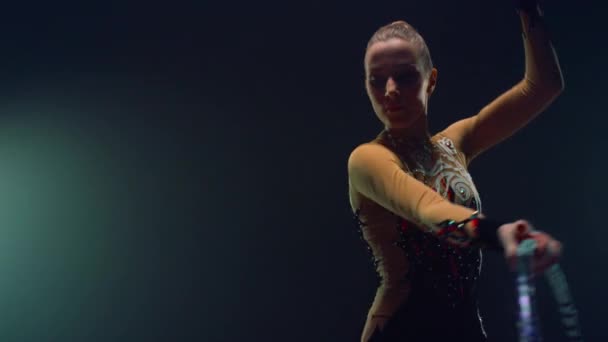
[[368, 63, 418, 73]]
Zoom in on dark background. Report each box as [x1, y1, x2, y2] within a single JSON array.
[[0, 1, 604, 341]]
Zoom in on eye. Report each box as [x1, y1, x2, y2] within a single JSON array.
[[368, 72, 418, 89], [394, 72, 418, 84], [368, 75, 386, 89]]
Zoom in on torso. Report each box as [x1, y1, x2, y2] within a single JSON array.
[[350, 130, 483, 319]]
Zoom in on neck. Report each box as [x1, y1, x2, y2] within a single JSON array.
[[384, 115, 430, 142]]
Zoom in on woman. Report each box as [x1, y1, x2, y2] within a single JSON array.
[[347, 1, 564, 341]]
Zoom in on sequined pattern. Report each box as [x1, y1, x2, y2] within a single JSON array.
[[391, 134, 482, 306], [353, 210, 382, 283], [354, 133, 484, 309], [397, 217, 481, 306]]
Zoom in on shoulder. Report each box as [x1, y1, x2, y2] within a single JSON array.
[[435, 117, 475, 150], [433, 132, 470, 167], [432, 133, 459, 155], [347, 142, 399, 173]]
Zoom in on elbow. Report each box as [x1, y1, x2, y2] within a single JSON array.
[[549, 70, 566, 95], [523, 72, 564, 102], [557, 76, 566, 93], [543, 79, 564, 103], [547, 75, 565, 101], [544, 83, 564, 106], [544, 66, 566, 96]]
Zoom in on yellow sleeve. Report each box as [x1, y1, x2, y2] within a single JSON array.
[[348, 143, 476, 232], [441, 10, 564, 164]]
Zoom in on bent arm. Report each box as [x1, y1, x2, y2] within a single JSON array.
[[443, 4, 564, 163], [348, 143, 478, 240]]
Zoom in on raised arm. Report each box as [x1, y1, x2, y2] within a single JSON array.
[[442, 1, 564, 163]]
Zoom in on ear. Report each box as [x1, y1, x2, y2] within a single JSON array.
[[426, 68, 438, 96]]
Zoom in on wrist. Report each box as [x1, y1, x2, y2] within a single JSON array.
[[462, 217, 480, 238], [516, 0, 544, 31], [472, 217, 506, 251], [435, 212, 506, 251]]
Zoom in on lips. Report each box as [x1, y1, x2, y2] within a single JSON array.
[[385, 105, 404, 112]]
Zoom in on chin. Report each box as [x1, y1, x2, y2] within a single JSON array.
[[386, 114, 424, 130]]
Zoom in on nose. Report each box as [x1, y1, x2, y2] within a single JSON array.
[[384, 77, 399, 98]]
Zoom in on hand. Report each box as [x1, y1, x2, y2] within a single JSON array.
[[498, 220, 562, 274]]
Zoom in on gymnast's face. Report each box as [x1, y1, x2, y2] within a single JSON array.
[[365, 38, 437, 131]]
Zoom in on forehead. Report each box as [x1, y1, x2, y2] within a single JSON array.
[[365, 38, 421, 72]]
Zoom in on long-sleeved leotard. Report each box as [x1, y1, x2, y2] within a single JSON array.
[[349, 9, 563, 342]]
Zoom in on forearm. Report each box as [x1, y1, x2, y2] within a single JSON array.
[[349, 144, 476, 230], [518, 2, 565, 92], [349, 145, 509, 250]]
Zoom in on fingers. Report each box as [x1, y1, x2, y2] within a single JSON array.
[[549, 240, 563, 257], [516, 220, 533, 242], [531, 234, 562, 275], [500, 220, 563, 275], [498, 224, 519, 270], [501, 220, 563, 275], [516, 220, 530, 234], [529, 232, 548, 256], [501, 220, 532, 270]]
